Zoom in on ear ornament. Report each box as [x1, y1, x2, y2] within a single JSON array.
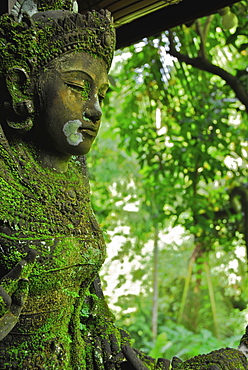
[[4, 101, 34, 132]]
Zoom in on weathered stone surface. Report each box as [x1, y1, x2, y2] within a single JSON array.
[[0, 5, 123, 369]]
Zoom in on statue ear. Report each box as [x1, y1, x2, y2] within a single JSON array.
[[4, 68, 34, 132], [6, 67, 31, 101]]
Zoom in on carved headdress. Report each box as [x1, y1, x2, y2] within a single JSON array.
[[0, 0, 116, 77]]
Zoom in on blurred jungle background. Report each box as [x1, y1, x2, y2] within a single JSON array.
[[87, 1, 248, 362]]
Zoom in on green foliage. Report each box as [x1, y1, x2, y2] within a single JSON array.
[[149, 322, 241, 361], [89, 0, 248, 361]]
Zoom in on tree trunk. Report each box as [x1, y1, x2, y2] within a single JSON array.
[[152, 226, 159, 342]]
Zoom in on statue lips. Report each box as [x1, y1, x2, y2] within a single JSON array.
[[79, 124, 98, 137]]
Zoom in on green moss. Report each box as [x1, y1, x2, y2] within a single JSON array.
[[0, 7, 117, 368], [0, 137, 109, 368], [37, 0, 74, 12], [0, 297, 8, 317], [81, 80, 90, 100], [0, 10, 115, 87]]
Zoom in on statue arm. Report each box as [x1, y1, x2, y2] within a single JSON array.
[[0, 249, 37, 340], [82, 275, 170, 370]]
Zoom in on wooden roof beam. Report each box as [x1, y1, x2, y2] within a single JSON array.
[[116, 0, 241, 49]]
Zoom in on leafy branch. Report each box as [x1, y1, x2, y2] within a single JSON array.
[[196, 15, 214, 59], [168, 29, 248, 113]]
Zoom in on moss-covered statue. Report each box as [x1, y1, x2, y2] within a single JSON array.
[[0, 1, 247, 369], [0, 1, 126, 369]]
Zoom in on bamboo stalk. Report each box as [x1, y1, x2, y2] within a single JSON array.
[[177, 254, 195, 324], [204, 261, 219, 338]]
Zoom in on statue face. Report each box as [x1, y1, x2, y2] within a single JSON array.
[[36, 51, 109, 157]]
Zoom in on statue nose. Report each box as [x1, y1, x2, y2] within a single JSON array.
[[84, 100, 102, 123]]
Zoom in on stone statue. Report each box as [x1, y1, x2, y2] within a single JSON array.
[[0, 1, 171, 369], [0, 1, 247, 369], [0, 2, 128, 369]]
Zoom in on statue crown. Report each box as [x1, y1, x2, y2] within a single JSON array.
[[0, 7, 116, 76]]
